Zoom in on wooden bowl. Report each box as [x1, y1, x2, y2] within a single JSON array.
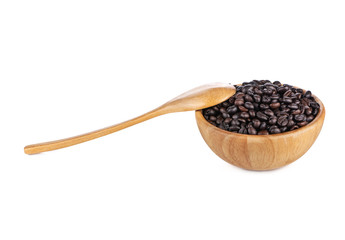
[[195, 93, 325, 170]]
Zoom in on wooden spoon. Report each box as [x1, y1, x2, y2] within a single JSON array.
[[24, 83, 236, 154]]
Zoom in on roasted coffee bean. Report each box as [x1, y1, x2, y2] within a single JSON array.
[[277, 116, 288, 127], [224, 118, 232, 124], [258, 130, 269, 135], [234, 99, 244, 106], [238, 106, 248, 112], [249, 110, 256, 118], [264, 109, 275, 116], [288, 103, 299, 110], [231, 119, 240, 126], [310, 102, 320, 109], [294, 114, 306, 122], [240, 112, 250, 119], [229, 125, 240, 131], [245, 94, 254, 102], [282, 97, 293, 104], [270, 102, 280, 109], [222, 101, 229, 107], [283, 90, 292, 97], [268, 116, 277, 125], [202, 80, 318, 135], [248, 126, 257, 135], [269, 126, 281, 134], [290, 125, 299, 131], [204, 108, 216, 116], [262, 95, 271, 103], [291, 109, 301, 115], [227, 105, 238, 114], [236, 92, 245, 98], [209, 116, 217, 121], [244, 102, 254, 110], [259, 104, 269, 110], [305, 107, 312, 115], [287, 120, 295, 127], [239, 128, 247, 134], [252, 119, 261, 129], [297, 121, 308, 127], [259, 122, 267, 130], [257, 111, 268, 121], [238, 118, 246, 123], [253, 94, 261, 103], [222, 112, 230, 118], [306, 115, 314, 122], [304, 90, 311, 98]]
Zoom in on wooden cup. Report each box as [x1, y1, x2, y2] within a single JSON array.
[[195, 94, 325, 170]]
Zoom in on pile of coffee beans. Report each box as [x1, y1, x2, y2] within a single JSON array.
[[202, 80, 320, 135]]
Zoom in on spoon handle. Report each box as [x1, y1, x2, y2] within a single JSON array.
[[24, 106, 168, 154]]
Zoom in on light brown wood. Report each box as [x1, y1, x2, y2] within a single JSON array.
[[195, 93, 325, 170], [24, 83, 236, 154]]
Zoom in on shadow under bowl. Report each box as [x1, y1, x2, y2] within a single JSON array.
[[195, 93, 325, 170]]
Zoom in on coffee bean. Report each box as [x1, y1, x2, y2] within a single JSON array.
[[297, 121, 308, 127], [305, 107, 312, 115], [260, 104, 269, 110], [244, 95, 254, 102], [268, 116, 277, 125], [224, 118, 231, 124], [287, 120, 295, 127], [290, 125, 299, 131], [209, 116, 217, 121], [220, 107, 226, 113], [262, 96, 271, 103], [204, 109, 216, 116], [238, 106, 248, 112], [258, 130, 269, 135], [259, 122, 267, 130], [294, 114, 306, 122], [234, 99, 244, 106], [310, 102, 320, 109], [304, 90, 311, 98], [277, 116, 288, 127], [253, 94, 261, 103], [229, 125, 240, 131], [291, 109, 301, 115], [240, 112, 250, 119], [306, 115, 314, 122], [282, 97, 293, 104], [239, 128, 247, 134], [264, 109, 275, 116], [249, 110, 256, 118], [231, 119, 240, 126], [252, 119, 261, 129], [288, 103, 299, 110], [257, 112, 268, 121], [270, 102, 280, 109], [269, 126, 281, 134], [227, 105, 238, 114], [248, 126, 257, 135], [222, 112, 230, 118], [283, 90, 292, 97], [244, 102, 254, 109], [313, 108, 319, 116]]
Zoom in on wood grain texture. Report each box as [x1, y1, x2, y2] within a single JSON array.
[[24, 83, 236, 154], [195, 94, 325, 170]]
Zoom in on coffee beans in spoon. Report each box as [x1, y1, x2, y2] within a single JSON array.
[[202, 80, 320, 135]]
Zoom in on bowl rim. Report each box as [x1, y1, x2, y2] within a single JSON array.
[[196, 90, 325, 138]]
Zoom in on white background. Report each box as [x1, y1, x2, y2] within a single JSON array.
[[1, 0, 344, 239]]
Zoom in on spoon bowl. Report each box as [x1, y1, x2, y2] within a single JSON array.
[[195, 91, 325, 170]]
